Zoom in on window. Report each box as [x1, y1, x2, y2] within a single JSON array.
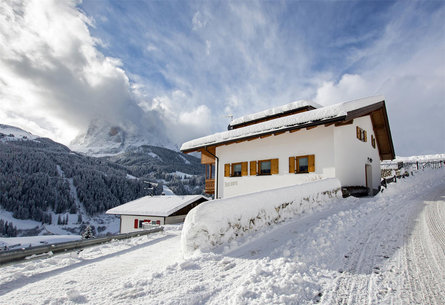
[[232, 163, 242, 177], [225, 159, 277, 177], [224, 162, 248, 177], [371, 135, 376, 149], [205, 164, 215, 179], [297, 156, 309, 173], [356, 126, 367, 142], [256, 159, 279, 175], [289, 155, 315, 173], [259, 160, 271, 175]]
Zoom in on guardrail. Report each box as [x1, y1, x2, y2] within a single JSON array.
[[0, 226, 164, 265]]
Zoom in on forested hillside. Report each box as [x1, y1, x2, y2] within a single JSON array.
[[0, 133, 204, 232], [104, 145, 204, 195]]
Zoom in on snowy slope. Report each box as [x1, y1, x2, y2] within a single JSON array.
[[0, 124, 38, 142], [1, 168, 444, 304]]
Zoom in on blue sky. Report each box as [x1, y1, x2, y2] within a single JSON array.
[[0, 0, 444, 155]]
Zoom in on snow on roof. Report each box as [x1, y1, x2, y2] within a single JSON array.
[[181, 96, 385, 151], [105, 195, 208, 217], [229, 100, 322, 127]]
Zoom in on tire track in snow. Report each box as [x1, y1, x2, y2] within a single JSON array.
[[323, 183, 445, 305], [401, 187, 445, 305], [326, 199, 410, 305]]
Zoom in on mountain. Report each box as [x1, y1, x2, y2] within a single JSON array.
[[0, 124, 204, 237], [70, 119, 175, 156], [0, 124, 38, 141]]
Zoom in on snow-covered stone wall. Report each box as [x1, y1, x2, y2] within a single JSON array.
[[181, 178, 341, 256]]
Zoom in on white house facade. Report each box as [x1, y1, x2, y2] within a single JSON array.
[[181, 96, 395, 199]]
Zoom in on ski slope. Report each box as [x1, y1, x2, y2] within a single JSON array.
[[1, 169, 444, 304]]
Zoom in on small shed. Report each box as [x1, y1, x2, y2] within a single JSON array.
[[106, 195, 208, 233]]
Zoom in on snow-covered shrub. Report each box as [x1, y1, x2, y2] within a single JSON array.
[[181, 178, 341, 256], [81, 225, 95, 239]]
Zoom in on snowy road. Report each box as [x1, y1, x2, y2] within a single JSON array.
[[1, 170, 444, 304], [323, 178, 445, 305]]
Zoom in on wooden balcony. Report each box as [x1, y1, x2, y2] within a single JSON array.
[[205, 179, 215, 195]]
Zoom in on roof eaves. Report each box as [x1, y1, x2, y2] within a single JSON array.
[[344, 100, 385, 121], [163, 195, 207, 215], [344, 99, 395, 160]]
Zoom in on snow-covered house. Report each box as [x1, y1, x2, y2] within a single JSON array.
[[106, 195, 209, 233], [181, 96, 395, 199]]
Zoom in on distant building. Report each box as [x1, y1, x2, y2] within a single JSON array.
[[106, 195, 209, 233], [181, 96, 395, 198]]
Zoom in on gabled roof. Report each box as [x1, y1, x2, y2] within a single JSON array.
[[181, 96, 395, 160], [229, 100, 321, 129], [106, 195, 208, 217]]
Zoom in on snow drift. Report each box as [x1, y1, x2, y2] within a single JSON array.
[[181, 178, 341, 256]]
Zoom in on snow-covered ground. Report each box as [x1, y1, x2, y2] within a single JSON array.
[[0, 235, 81, 250], [0, 124, 38, 142], [1, 168, 444, 304]]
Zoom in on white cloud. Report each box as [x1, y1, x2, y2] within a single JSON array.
[[0, 0, 149, 145], [314, 74, 374, 106], [313, 2, 445, 155], [1, 0, 443, 156], [192, 11, 208, 31], [205, 40, 211, 56]]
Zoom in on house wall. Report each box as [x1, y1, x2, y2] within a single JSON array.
[[214, 114, 382, 198], [333, 115, 381, 192], [120, 215, 164, 234], [216, 125, 336, 198]]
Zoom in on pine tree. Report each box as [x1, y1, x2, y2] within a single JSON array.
[[82, 225, 94, 239]]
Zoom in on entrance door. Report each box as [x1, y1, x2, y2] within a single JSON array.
[[365, 164, 372, 195]]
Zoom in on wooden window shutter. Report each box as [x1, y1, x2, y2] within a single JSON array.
[[289, 156, 295, 173], [250, 161, 257, 176], [308, 155, 315, 172], [241, 162, 248, 176], [364, 130, 367, 142], [271, 158, 279, 175], [356, 126, 360, 139], [224, 163, 230, 177]]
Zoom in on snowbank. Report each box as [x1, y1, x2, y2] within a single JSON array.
[[181, 178, 341, 256]]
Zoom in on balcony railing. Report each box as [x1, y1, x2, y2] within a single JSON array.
[[205, 179, 215, 195]]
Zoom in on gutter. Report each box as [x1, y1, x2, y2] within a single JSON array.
[[205, 146, 219, 199]]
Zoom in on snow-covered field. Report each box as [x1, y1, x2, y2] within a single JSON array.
[[1, 168, 444, 304]]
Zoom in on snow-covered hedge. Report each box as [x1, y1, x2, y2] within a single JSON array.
[[181, 178, 341, 256]]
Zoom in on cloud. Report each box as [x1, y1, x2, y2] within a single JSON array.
[[0, 0, 138, 143], [126, 1, 321, 134], [314, 2, 445, 155], [192, 11, 208, 31], [1, 0, 443, 156], [314, 74, 373, 105]]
